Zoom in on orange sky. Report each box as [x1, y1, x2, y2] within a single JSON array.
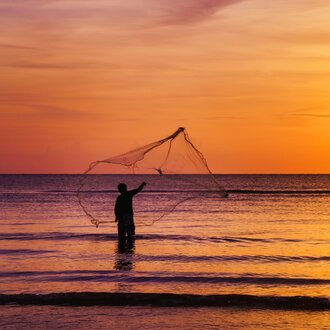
[[0, 0, 329, 173]]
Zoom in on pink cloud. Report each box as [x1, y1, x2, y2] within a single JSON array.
[[0, 0, 244, 28], [155, 0, 244, 25]]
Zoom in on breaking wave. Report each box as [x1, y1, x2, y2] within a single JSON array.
[[0, 292, 328, 310]]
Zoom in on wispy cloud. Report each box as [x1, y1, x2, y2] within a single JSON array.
[[271, 32, 330, 45], [0, 43, 37, 50], [154, 0, 244, 26], [292, 113, 330, 118], [0, 101, 139, 121], [200, 115, 245, 120], [283, 106, 330, 120], [4, 63, 77, 70], [0, 102, 93, 119], [0, 0, 245, 29]]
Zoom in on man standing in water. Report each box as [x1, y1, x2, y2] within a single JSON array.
[[115, 182, 146, 242]]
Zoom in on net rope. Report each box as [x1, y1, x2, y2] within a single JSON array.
[[77, 127, 228, 227]]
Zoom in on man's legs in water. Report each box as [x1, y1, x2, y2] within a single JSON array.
[[126, 215, 135, 239], [118, 215, 135, 242], [117, 220, 126, 242]]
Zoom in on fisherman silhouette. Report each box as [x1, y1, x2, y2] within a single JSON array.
[[115, 182, 146, 242]]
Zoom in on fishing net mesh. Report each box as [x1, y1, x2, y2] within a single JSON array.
[[78, 127, 227, 227]]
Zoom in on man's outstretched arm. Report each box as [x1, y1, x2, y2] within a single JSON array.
[[130, 182, 146, 195]]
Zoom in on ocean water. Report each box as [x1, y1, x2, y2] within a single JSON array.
[[0, 174, 329, 329]]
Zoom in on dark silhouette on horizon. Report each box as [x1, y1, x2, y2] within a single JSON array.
[[115, 182, 146, 244]]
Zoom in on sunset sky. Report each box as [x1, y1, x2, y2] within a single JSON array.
[[1, 0, 329, 173]]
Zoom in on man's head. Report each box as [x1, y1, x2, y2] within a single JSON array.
[[117, 183, 127, 194]]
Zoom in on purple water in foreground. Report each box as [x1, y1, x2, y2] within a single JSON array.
[[0, 174, 329, 329]]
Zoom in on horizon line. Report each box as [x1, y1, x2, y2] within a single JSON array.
[[0, 173, 329, 175]]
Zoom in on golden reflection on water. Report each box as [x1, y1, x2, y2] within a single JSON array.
[[1, 191, 330, 298]]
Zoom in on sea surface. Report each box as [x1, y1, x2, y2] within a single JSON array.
[[0, 174, 329, 329]]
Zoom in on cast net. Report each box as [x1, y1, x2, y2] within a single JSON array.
[[77, 127, 228, 227]]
